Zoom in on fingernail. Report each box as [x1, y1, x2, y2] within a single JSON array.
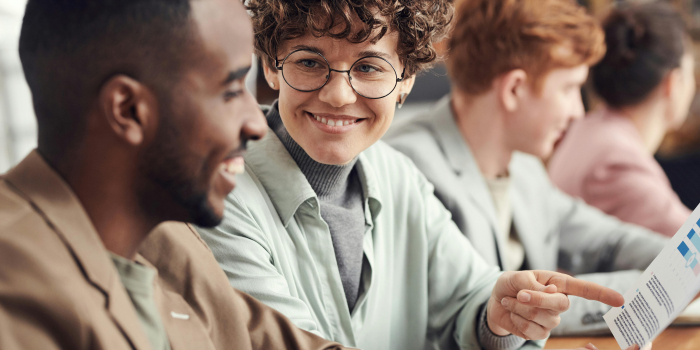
[[501, 298, 509, 308], [587, 343, 599, 350], [518, 292, 531, 303]]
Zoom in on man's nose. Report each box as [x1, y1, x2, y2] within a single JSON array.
[[241, 92, 267, 142], [572, 93, 585, 121]]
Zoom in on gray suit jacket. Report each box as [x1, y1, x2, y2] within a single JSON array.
[[385, 96, 669, 336]]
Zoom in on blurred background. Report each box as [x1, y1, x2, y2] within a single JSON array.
[[0, 0, 32, 173], [2, 0, 700, 206]]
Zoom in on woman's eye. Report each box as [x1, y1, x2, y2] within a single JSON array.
[[357, 64, 377, 73], [301, 60, 318, 68]]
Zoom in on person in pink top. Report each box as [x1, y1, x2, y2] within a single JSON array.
[[549, 2, 695, 237]]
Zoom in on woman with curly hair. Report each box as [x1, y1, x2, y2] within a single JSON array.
[[198, 1, 625, 349]]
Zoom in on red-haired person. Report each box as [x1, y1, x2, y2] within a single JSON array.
[[386, 0, 667, 337], [197, 0, 631, 349], [549, 2, 695, 237]]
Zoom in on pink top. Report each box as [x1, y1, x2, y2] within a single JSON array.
[[548, 109, 690, 237]]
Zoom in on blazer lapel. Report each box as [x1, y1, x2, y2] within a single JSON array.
[[136, 255, 216, 350], [427, 97, 506, 269], [5, 151, 154, 350], [509, 157, 552, 271]]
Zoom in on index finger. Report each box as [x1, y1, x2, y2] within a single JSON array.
[[545, 274, 624, 307]]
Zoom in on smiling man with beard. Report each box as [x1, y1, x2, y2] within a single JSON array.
[[0, 0, 344, 349]]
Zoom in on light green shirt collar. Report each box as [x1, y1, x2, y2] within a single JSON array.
[[245, 128, 382, 228]]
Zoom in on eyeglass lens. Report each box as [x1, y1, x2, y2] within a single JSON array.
[[280, 50, 399, 99]]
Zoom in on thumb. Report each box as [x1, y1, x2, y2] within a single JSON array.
[[511, 271, 549, 293], [625, 343, 651, 350]]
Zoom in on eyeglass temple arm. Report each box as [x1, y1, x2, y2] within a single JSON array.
[[275, 57, 282, 70], [397, 67, 405, 82]]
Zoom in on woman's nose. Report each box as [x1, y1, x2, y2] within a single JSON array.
[[318, 71, 357, 108]]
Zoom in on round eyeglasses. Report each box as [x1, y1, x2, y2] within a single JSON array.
[[275, 49, 405, 99]]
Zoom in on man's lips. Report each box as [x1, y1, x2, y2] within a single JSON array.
[[552, 128, 568, 150]]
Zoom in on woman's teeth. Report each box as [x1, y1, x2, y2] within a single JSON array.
[[312, 114, 356, 126]]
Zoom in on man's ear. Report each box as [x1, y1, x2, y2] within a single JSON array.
[[98, 75, 156, 146], [262, 61, 281, 90], [498, 69, 528, 112]]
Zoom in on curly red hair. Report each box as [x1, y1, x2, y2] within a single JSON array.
[[448, 0, 606, 94]]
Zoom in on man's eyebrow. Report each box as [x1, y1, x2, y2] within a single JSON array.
[[222, 66, 251, 86]]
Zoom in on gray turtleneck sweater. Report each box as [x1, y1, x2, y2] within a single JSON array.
[[267, 103, 366, 312]]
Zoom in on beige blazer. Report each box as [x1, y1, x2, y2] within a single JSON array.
[[0, 150, 343, 350]]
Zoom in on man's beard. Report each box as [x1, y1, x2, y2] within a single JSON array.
[[138, 114, 223, 228]]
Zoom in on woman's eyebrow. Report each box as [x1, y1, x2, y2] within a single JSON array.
[[357, 50, 392, 59], [290, 44, 324, 55], [287, 46, 393, 60]]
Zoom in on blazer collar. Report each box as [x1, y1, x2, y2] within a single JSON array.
[[5, 151, 115, 290], [424, 96, 500, 230], [4, 150, 155, 350]]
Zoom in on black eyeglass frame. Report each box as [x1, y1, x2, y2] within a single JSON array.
[[275, 49, 406, 100]]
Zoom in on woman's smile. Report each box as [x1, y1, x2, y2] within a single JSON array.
[[306, 111, 365, 134]]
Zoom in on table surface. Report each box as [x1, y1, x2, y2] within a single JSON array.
[[544, 326, 700, 350]]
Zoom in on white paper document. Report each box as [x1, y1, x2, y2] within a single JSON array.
[[604, 203, 700, 349]]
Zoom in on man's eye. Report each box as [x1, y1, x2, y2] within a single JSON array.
[[224, 90, 243, 101]]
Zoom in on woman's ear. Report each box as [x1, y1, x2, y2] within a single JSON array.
[[396, 73, 416, 103], [663, 67, 680, 98], [661, 68, 681, 124], [262, 60, 281, 90], [499, 69, 528, 112]]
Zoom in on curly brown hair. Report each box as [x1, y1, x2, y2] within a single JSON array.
[[247, 0, 453, 77]]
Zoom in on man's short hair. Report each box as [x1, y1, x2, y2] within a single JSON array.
[[447, 0, 605, 95], [19, 0, 195, 154]]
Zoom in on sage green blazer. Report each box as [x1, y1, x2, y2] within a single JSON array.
[[384, 95, 669, 336]]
